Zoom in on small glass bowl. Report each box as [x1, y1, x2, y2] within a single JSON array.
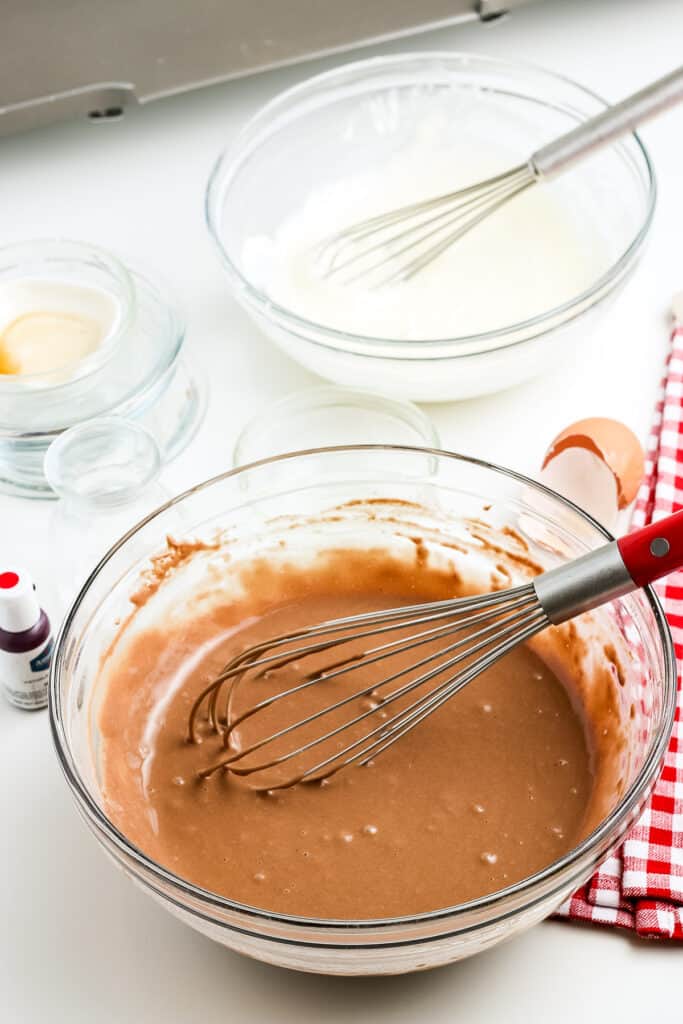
[[0, 243, 206, 499], [50, 447, 676, 975], [44, 418, 173, 618], [233, 385, 439, 465], [207, 53, 655, 401], [44, 417, 162, 506], [0, 239, 134, 387]]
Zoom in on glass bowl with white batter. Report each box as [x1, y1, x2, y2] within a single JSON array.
[[207, 53, 655, 401], [50, 447, 675, 975]]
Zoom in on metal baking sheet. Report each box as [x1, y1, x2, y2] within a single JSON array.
[[0, 0, 531, 137]]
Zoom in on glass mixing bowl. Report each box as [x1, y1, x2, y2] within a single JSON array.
[[233, 385, 440, 465], [50, 447, 675, 975], [206, 53, 655, 402]]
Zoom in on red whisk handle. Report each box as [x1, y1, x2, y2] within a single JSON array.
[[618, 508, 683, 588], [534, 508, 683, 625]]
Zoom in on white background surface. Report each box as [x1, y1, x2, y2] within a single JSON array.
[[2, 0, 683, 1019]]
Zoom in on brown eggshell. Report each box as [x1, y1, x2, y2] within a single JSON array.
[[542, 417, 645, 509]]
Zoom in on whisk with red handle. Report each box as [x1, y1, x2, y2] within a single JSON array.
[[188, 509, 683, 789]]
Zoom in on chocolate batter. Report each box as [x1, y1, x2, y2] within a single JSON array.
[[99, 548, 603, 920]]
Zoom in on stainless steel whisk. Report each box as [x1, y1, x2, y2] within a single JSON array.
[[189, 509, 683, 789], [315, 65, 683, 288]]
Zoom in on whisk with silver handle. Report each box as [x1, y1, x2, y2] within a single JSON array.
[[189, 509, 683, 789], [315, 65, 683, 288]]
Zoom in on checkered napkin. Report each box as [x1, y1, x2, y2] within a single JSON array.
[[556, 300, 683, 940]]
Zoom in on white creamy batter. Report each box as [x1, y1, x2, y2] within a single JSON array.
[[242, 138, 607, 341]]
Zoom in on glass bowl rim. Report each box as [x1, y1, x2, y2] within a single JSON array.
[[232, 384, 441, 465], [205, 51, 656, 357], [49, 444, 677, 936]]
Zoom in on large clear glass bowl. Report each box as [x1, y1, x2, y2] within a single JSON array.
[[50, 447, 675, 975], [206, 53, 655, 401]]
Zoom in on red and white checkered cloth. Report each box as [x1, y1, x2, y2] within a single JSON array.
[[556, 305, 683, 940]]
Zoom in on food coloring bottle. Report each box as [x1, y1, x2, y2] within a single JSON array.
[[0, 568, 53, 710]]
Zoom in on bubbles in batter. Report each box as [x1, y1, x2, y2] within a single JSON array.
[[98, 549, 608, 920]]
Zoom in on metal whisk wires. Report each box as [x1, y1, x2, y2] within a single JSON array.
[[188, 583, 549, 789], [314, 164, 535, 289], [312, 65, 683, 287], [187, 482, 683, 789]]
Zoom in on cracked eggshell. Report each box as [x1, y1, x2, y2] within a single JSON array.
[[540, 417, 645, 531]]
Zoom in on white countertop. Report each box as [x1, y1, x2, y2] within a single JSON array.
[[2, 0, 682, 1019]]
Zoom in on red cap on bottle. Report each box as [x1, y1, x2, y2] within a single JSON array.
[[0, 568, 40, 633]]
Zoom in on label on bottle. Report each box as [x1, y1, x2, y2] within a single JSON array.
[[0, 636, 53, 710]]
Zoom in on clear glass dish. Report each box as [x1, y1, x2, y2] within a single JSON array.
[[44, 417, 171, 618], [0, 239, 134, 387], [233, 385, 439, 465], [0, 242, 206, 499], [206, 53, 655, 402], [50, 447, 676, 975]]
